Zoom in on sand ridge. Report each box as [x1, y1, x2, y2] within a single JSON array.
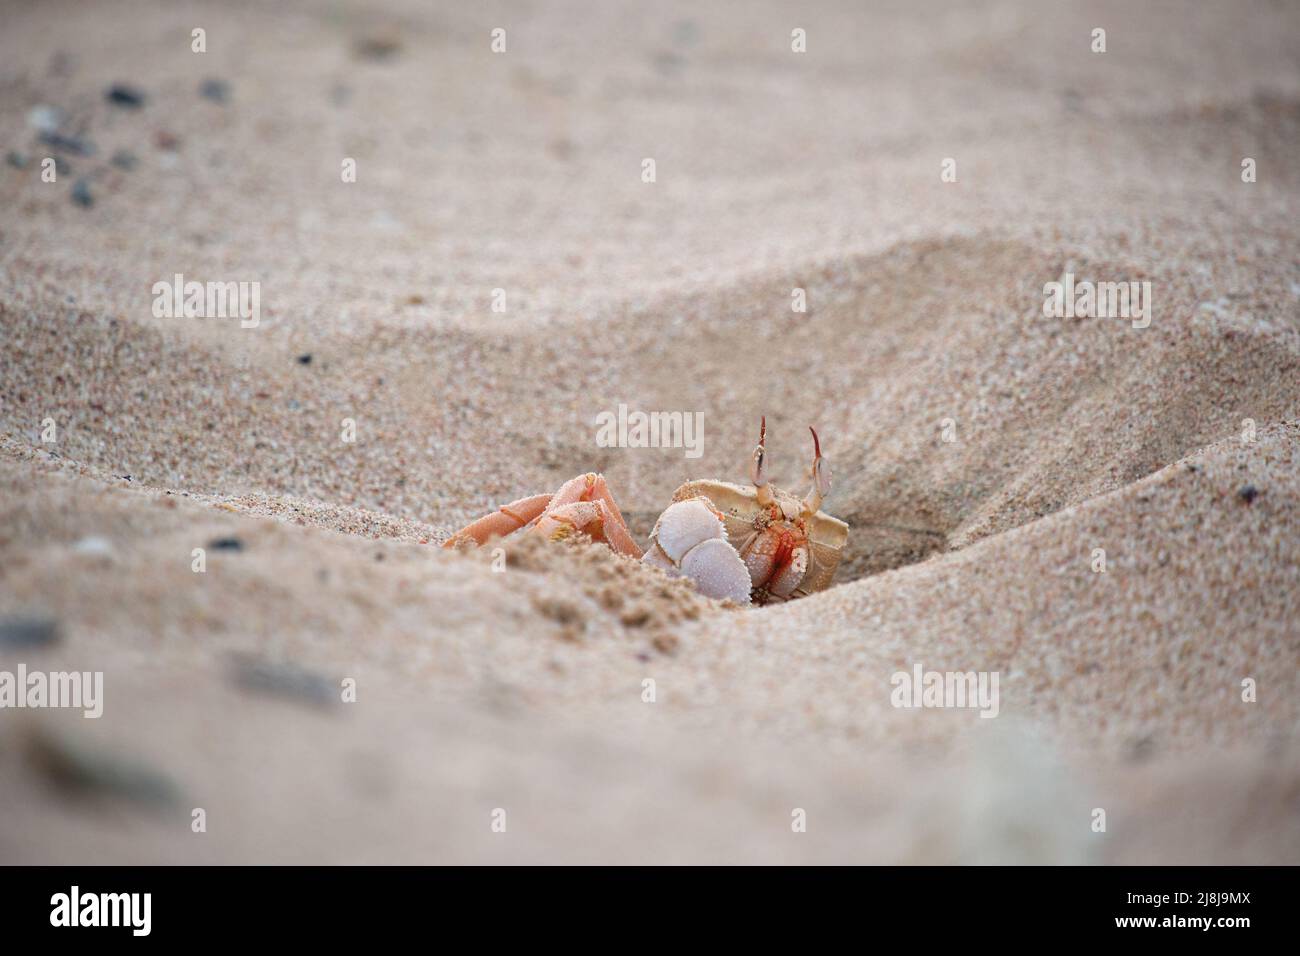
[[1, 0, 1298, 862]]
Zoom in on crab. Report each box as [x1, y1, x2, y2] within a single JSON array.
[[443, 419, 848, 606]]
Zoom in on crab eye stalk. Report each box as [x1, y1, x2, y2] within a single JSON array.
[[751, 416, 775, 507], [801, 426, 831, 516]]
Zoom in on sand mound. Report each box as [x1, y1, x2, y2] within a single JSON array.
[[1, 0, 1297, 862]]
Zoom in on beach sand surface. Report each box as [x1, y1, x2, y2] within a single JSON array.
[[1, 0, 1298, 862]]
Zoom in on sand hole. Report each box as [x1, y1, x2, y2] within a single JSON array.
[[625, 506, 948, 599]]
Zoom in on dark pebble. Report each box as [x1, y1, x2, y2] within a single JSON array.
[[297, 353, 312, 365], [28, 731, 179, 806], [39, 130, 95, 156], [673, 19, 701, 45], [106, 83, 146, 108], [1238, 484, 1259, 504], [71, 178, 93, 207], [110, 149, 137, 171], [1125, 734, 1157, 763], [6, 151, 29, 169], [354, 36, 402, 61], [0, 616, 61, 650], [208, 536, 244, 551], [229, 654, 336, 709], [199, 78, 229, 103]]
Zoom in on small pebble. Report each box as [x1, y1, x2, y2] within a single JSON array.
[[354, 35, 402, 61], [6, 151, 29, 169], [72, 535, 114, 558], [1238, 484, 1259, 504], [208, 536, 244, 551], [110, 149, 137, 171], [0, 617, 61, 650], [1125, 734, 1157, 763], [27, 104, 62, 133], [39, 131, 94, 156], [106, 83, 146, 108], [28, 731, 179, 805], [672, 19, 701, 46], [652, 632, 680, 655], [199, 78, 229, 103], [297, 353, 312, 365], [229, 655, 336, 709], [71, 178, 93, 207]]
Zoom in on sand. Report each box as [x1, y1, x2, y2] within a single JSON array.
[[0, 0, 1298, 863]]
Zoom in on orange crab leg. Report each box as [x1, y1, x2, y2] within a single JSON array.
[[533, 499, 641, 558], [443, 493, 552, 548], [588, 474, 642, 557], [443, 473, 642, 559], [531, 473, 639, 555]]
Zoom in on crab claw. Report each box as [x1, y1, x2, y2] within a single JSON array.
[[643, 497, 752, 605], [800, 426, 832, 518], [750, 416, 776, 507]]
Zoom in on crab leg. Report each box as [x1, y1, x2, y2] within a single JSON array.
[[582, 475, 638, 552], [533, 499, 642, 558], [442, 493, 552, 548], [443, 473, 642, 559], [532, 473, 639, 555]]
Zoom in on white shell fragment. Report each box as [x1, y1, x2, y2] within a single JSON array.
[[643, 497, 752, 605]]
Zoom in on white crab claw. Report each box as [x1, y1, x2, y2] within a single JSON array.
[[643, 498, 752, 605], [652, 498, 723, 562], [679, 538, 752, 604], [641, 544, 681, 578]]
